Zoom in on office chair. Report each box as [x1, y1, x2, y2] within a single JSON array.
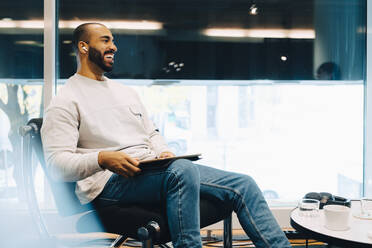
[[20, 118, 233, 248]]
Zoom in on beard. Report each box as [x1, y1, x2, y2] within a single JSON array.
[[88, 47, 113, 72]]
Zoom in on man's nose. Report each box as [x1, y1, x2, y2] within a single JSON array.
[[111, 43, 118, 52]]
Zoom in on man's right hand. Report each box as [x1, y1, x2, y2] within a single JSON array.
[[98, 151, 141, 178]]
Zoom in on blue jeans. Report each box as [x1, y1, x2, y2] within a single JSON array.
[[93, 159, 291, 248]]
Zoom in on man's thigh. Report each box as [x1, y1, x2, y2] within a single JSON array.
[[94, 169, 172, 207], [197, 163, 248, 185]]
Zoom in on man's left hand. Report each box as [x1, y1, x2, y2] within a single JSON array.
[[158, 151, 175, 159]]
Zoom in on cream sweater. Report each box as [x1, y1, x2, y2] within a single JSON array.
[[41, 73, 169, 204]]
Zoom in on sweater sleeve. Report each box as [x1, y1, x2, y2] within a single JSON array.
[[41, 100, 103, 182]]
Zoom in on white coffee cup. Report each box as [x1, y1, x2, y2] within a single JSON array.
[[324, 205, 350, 231]]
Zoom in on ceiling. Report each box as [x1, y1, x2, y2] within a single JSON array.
[[0, 0, 365, 36], [0, 0, 365, 80], [0, 0, 316, 29]]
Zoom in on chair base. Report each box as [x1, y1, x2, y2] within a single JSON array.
[[110, 235, 127, 247]]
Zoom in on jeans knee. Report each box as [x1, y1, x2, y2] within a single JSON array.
[[169, 159, 200, 184], [242, 174, 256, 186], [236, 174, 261, 195]]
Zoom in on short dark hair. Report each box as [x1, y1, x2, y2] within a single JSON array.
[[72, 23, 103, 52], [316, 62, 341, 80]]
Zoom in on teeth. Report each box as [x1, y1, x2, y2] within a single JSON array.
[[105, 54, 114, 59]]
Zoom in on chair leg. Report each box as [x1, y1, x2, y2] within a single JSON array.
[[223, 214, 232, 248], [141, 239, 154, 248], [138, 221, 159, 248], [110, 235, 127, 247]]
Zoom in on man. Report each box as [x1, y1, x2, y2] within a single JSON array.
[[41, 23, 291, 248], [315, 62, 341, 80]]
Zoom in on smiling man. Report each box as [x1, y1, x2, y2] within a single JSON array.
[[41, 23, 291, 248], [74, 23, 117, 79]]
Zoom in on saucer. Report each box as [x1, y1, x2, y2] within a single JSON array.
[[353, 212, 372, 220]]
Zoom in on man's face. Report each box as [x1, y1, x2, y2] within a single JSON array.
[[86, 25, 117, 72], [88, 46, 114, 72]]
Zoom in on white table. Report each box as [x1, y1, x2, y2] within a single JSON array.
[[290, 205, 372, 247]]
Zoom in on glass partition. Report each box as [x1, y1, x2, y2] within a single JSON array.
[[57, 0, 366, 205], [0, 1, 44, 209], [131, 83, 363, 204]]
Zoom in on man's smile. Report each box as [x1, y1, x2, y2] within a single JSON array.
[[104, 52, 115, 64]]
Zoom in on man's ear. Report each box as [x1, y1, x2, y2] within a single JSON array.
[[78, 41, 88, 54]]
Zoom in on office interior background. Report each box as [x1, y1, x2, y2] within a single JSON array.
[[0, 0, 371, 231]]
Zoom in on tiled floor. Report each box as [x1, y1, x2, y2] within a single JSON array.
[[54, 230, 326, 248]]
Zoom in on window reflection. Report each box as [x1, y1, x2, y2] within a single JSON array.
[[55, 0, 366, 80], [0, 1, 43, 208]]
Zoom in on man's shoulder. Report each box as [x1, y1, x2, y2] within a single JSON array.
[[47, 76, 79, 110], [47, 93, 76, 113], [55, 74, 87, 98], [106, 78, 139, 95], [106, 77, 131, 88]]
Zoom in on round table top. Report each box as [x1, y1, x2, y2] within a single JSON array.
[[290, 206, 372, 247]]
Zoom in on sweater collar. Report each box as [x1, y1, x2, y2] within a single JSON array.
[[75, 73, 108, 84]]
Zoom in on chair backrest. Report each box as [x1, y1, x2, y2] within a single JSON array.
[[27, 118, 92, 216]]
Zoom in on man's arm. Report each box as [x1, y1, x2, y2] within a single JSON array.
[[41, 105, 102, 182], [42, 103, 140, 182], [98, 151, 140, 178], [158, 151, 175, 158]]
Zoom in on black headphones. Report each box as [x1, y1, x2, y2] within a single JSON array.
[[304, 192, 351, 209]]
